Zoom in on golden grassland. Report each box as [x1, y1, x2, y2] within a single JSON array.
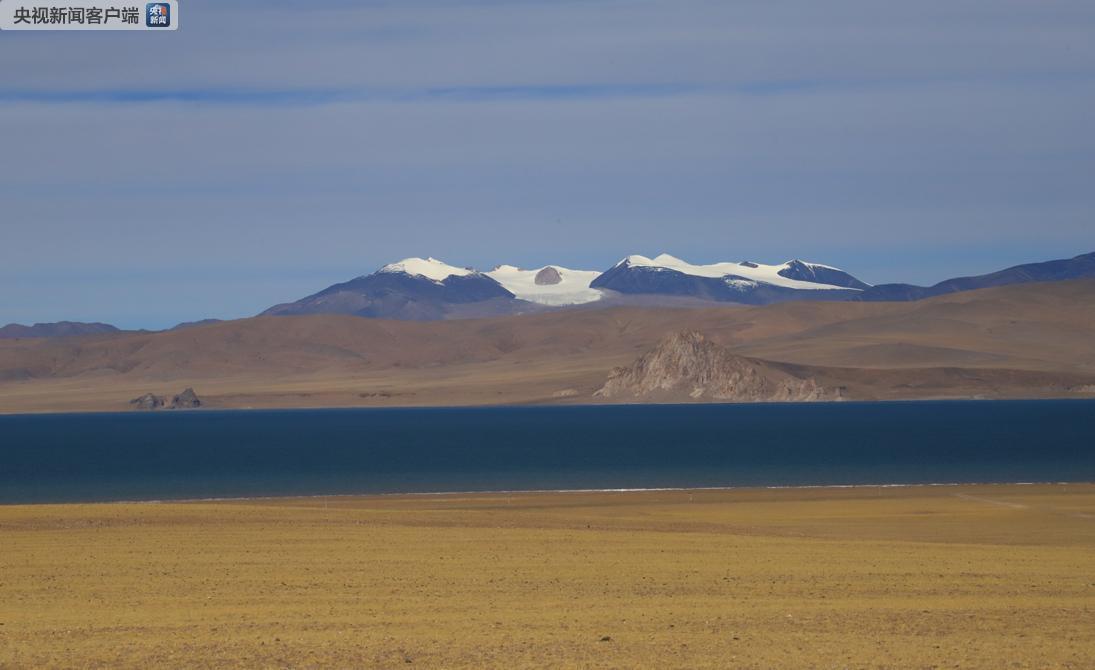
[[2, 484, 1095, 668]]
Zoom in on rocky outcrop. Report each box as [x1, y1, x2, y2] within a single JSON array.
[[534, 266, 563, 285], [130, 393, 165, 410], [171, 388, 202, 409], [596, 331, 836, 402], [129, 388, 202, 410]]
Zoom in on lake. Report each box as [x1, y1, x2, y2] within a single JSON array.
[[1, 400, 1093, 503]]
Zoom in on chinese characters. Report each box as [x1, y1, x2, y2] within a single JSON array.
[[13, 5, 140, 25]]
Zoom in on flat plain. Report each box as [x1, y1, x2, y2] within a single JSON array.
[[2, 484, 1094, 668]]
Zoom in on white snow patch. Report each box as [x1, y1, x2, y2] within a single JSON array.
[[378, 257, 474, 283], [790, 260, 842, 272], [617, 254, 860, 291], [486, 265, 605, 306], [724, 277, 759, 291]]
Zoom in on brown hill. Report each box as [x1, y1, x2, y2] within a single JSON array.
[[0, 321, 120, 339], [596, 331, 835, 402], [1, 280, 1094, 413]]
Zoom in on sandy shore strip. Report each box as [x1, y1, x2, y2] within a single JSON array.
[[2, 483, 1094, 668]]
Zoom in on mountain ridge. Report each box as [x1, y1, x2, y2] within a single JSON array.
[[7, 250, 1095, 332], [262, 253, 873, 320], [857, 251, 1095, 301], [0, 321, 121, 340], [2, 279, 1095, 413], [262, 250, 1095, 321]]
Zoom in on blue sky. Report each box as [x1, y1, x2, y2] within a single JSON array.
[[2, 0, 1094, 329]]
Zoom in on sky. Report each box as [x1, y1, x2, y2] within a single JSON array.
[[2, 0, 1094, 329]]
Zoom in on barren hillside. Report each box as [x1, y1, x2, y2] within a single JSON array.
[[1, 280, 1094, 413]]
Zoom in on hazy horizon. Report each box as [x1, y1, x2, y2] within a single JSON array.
[[3, 0, 1094, 329]]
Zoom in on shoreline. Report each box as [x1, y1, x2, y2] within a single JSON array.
[[6, 479, 1091, 507], [2, 394, 1094, 418]]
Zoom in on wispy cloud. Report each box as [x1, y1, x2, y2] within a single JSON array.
[[1, 0, 1094, 327], [0, 83, 702, 106], [9, 73, 1095, 107]]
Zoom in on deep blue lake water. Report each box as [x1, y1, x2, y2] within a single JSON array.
[[1, 400, 1094, 504]]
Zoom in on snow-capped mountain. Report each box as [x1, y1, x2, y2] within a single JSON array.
[[377, 257, 474, 282], [768, 259, 872, 290], [262, 253, 872, 319], [486, 265, 604, 306], [263, 250, 1095, 321], [263, 257, 608, 319], [590, 253, 869, 305], [262, 257, 516, 320]]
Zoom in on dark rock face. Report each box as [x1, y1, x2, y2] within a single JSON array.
[[171, 388, 202, 409], [263, 271, 515, 320], [591, 265, 717, 298], [777, 260, 872, 290], [857, 251, 1095, 302], [130, 393, 165, 410], [534, 266, 563, 285], [596, 331, 836, 402], [0, 321, 120, 339], [590, 265, 859, 305]]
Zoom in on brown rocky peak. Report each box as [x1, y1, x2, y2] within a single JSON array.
[[129, 393, 165, 411], [657, 330, 713, 355], [170, 388, 202, 409], [596, 330, 835, 402], [129, 388, 204, 410], [534, 266, 563, 285]]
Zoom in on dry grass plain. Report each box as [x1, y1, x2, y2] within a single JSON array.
[[3, 484, 1095, 668]]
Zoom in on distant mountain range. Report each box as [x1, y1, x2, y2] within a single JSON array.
[[4, 251, 1094, 335], [260, 250, 1095, 321], [262, 258, 521, 321], [855, 251, 1095, 301], [4, 279, 1095, 411], [591, 254, 869, 305], [261, 254, 872, 321], [0, 321, 119, 339]]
